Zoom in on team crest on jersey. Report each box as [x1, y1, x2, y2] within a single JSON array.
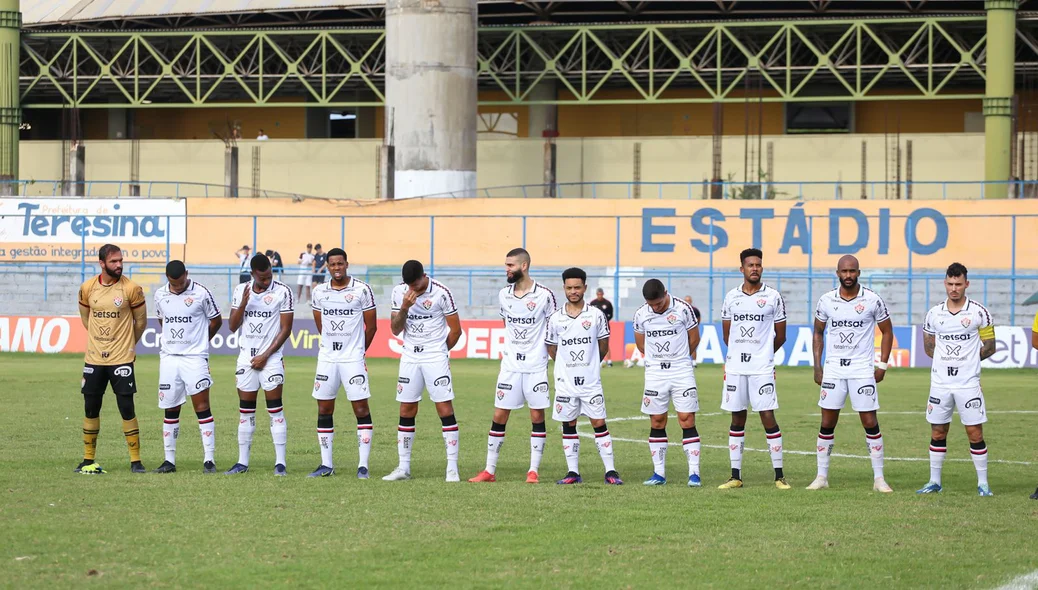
[[582, 320, 591, 330], [184, 297, 194, 307], [263, 295, 274, 305], [665, 314, 678, 324], [112, 296, 123, 308], [345, 293, 354, 303], [960, 317, 972, 328], [757, 298, 766, 308], [527, 300, 537, 311], [854, 303, 865, 314], [496, 390, 505, 400], [422, 299, 433, 310]]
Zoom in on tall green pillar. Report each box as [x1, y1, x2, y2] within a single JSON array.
[[0, 0, 19, 196], [984, 0, 1016, 197]]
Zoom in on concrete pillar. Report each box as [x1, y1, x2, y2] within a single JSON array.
[[984, 0, 1016, 197], [225, 146, 239, 197], [0, 0, 20, 195], [385, 0, 477, 199], [526, 80, 557, 138], [108, 108, 128, 139]]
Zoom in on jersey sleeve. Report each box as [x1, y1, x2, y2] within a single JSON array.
[[544, 288, 558, 317], [279, 286, 295, 314], [362, 283, 376, 311], [873, 294, 890, 323], [685, 303, 699, 330], [391, 286, 403, 313], [231, 284, 244, 310], [153, 290, 164, 319], [78, 281, 90, 309], [922, 308, 935, 335], [310, 287, 323, 312], [774, 293, 787, 323], [977, 304, 995, 340], [129, 284, 146, 309], [440, 287, 458, 316], [720, 293, 731, 321], [498, 290, 507, 319], [203, 287, 221, 319], [545, 314, 558, 345], [632, 308, 644, 334], [814, 296, 829, 323], [1033, 310, 1038, 333], [597, 309, 611, 339]]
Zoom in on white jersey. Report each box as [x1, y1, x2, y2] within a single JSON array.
[[721, 284, 787, 374], [232, 280, 294, 361], [923, 298, 993, 389], [154, 280, 221, 357], [546, 304, 610, 390], [391, 278, 458, 363], [814, 286, 890, 379], [311, 277, 376, 363], [632, 296, 698, 372], [499, 282, 557, 373]]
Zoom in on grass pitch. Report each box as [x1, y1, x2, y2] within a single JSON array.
[[2, 353, 1037, 588]]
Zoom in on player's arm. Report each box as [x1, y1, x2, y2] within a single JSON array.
[[598, 337, 610, 361], [257, 312, 293, 364], [312, 308, 323, 334], [228, 286, 249, 333], [78, 284, 90, 328], [546, 316, 558, 360], [812, 318, 826, 385], [774, 320, 787, 351], [875, 317, 893, 383], [721, 319, 730, 347], [923, 332, 935, 358], [131, 286, 147, 344], [979, 325, 996, 360], [363, 308, 378, 350], [208, 315, 221, 340], [390, 287, 414, 336], [687, 326, 700, 360], [1032, 328, 1038, 350], [445, 312, 462, 351], [634, 331, 645, 354]]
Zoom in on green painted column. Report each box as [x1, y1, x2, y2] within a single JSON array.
[[0, 0, 19, 195], [984, 0, 1016, 197]]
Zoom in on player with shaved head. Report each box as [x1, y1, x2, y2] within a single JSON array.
[[808, 255, 895, 492]]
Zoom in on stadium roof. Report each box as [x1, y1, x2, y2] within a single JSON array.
[[21, 0, 1030, 30]]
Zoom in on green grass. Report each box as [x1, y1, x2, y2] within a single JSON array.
[[1, 353, 1037, 589]]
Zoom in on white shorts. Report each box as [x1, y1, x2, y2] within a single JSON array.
[[495, 369, 550, 410], [396, 358, 454, 403], [818, 376, 879, 412], [641, 369, 698, 415], [158, 355, 213, 409], [313, 360, 371, 402], [927, 386, 987, 426], [235, 355, 286, 392], [296, 271, 310, 286], [721, 372, 778, 413], [552, 383, 607, 422]]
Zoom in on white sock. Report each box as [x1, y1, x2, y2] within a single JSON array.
[[485, 427, 505, 475], [682, 430, 701, 477], [728, 427, 745, 475], [442, 422, 460, 472], [767, 429, 783, 470], [594, 428, 616, 473], [817, 431, 835, 477], [929, 440, 947, 485], [237, 406, 256, 466], [971, 442, 989, 486], [198, 414, 215, 463], [866, 431, 884, 479], [648, 431, 668, 477], [318, 424, 334, 469], [163, 417, 179, 464], [529, 427, 546, 473], [357, 421, 373, 469], [397, 423, 415, 472], [268, 404, 288, 466], [563, 431, 580, 474]]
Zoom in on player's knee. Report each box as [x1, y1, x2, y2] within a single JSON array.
[[115, 394, 136, 420], [83, 394, 103, 419], [591, 419, 607, 431], [317, 400, 335, 416], [650, 415, 667, 429], [562, 422, 577, 435], [164, 407, 181, 420], [352, 400, 370, 418]]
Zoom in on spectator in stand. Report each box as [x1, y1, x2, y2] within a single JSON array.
[[590, 288, 615, 367], [312, 244, 328, 289], [235, 245, 253, 284], [257, 129, 269, 141], [265, 249, 284, 280], [297, 243, 315, 303]]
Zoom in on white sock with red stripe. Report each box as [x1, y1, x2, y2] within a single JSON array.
[[163, 416, 180, 464], [865, 428, 884, 479], [237, 402, 256, 466], [357, 417, 373, 470], [648, 428, 668, 477], [317, 414, 334, 468], [766, 427, 783, 470], [397, 418, 416, 472], [929, 438, 947, 485], [594, 425, 615, 473], [970, 441, 988, 486], [196, 410, 215, 463], [442, 415, 459, 473], [682, 427, 701, 477], [728, 425, 745, 477], [268, 399, 287, 466], [816, 429, 835, 478], [485, 422, 506, 475], [529, 422, 546, 473], [562, 424, 580, 474]]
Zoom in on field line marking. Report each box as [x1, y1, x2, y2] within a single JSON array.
[[993, 569, 1038, 590]]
